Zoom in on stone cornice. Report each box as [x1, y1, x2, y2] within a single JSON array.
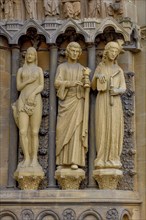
[[0, 190, 142, 205]]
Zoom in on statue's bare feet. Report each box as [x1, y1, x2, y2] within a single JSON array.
[[106, 160, 122, 168], [20, 159, 30, 167], [30, 159, 39, 167], [71, 164, 78, 170], [94, 160, 104, 168], [57, 165, 68, 170], [57, 166, 63, 170]]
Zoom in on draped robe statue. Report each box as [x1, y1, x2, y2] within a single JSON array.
[[55, 42, 90, 170], [92, 41, 126, 169]]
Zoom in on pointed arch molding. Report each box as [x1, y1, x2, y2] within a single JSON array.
[[0, 18, 132, 45], [93, 17, 131, 42], [0, 25, 12, 42], [10, 19, 50, 44], [50, 18, 90, 43], [120, 209, 132, 220]]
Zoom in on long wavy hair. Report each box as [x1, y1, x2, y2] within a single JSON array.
[[102, 41, 121, 64]]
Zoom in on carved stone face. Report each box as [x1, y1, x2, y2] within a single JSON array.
[[107, 47, 119, 61], [68, 46, 80, 61], [26, 49, 36, 63]]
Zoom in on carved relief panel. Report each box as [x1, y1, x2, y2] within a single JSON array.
[[0, 0, 136, 21], [5, 24, 135, 191]]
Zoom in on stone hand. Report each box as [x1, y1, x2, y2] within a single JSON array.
[[75, 81, 84, 86], [96, 74, 106, 83], [83, 67, 91, 75], [27, 93, 36, 105], [27, 77, 36, 84], [110, 88, 120, 96]]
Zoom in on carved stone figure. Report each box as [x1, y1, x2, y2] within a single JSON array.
[[92, 41, 126, 169], [55, 42, 90, 170], [1, 0, 16, 20], [88, 0, 101, 18], [12, 47, 44, 169], [0, 0, 4, 19], [61, 0, 81, 19], [44, 0, 60, 17], [106, 0, 123, 19], [24, 0, 37, 19]]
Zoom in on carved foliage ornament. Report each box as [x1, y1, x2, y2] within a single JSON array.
[[62, 209, 76, 220], [21, 209, 34, 220], [106, 208, 119, 220]]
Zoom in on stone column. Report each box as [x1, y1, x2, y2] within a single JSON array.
[[7, 45, 20, 188], [48, 44, 58, 188], [87, 43, 97, 188]]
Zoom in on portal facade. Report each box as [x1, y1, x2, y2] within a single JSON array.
[[0, 0, 146, 219]]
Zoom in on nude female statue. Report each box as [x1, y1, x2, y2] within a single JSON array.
[[12, 47, 44, 168]]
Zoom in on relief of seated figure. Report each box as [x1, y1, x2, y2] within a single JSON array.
[[61, 0, 81, 19]]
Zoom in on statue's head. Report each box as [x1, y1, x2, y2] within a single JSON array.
[[102, 41, 123, 63], [25, 47, 38, 65], [65, 42, 82, 59], [104, 41, 122, 53]]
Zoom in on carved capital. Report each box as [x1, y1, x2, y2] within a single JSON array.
[[93, 169, 123, 189], [14, 166, 44, 190], [55, 168, 85, 189], [15, 175, 44, 190]]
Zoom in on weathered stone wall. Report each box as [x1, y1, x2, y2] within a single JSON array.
[[0, 37, 11, 186], [134, 28, 146, 220]]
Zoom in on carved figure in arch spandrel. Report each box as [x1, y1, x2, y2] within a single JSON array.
[[1, 0, 16, 20], [88, 0, 101, 18], [92, 41, 126, 169], [0, 0, 3, 19], [24, 0, 37, 19], [61, 0, 81, 19], [106, 0, 123, 19], [44, 0, 60, 18], [55, 42, 91, 170], [12, 47, 44, 169]]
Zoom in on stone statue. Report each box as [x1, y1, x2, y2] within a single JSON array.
[[12, 47, 44, 169], [24, 0, 37, 19], [44, 0, 60, 17], [106, 0, 123, 19], [1, 0, 16, 20], [55, 42, 91, 171], [88, 0, 101, 18], [61, 0, 81, 19], [92, 41, 126, 169], [0, 0, 4, 19]]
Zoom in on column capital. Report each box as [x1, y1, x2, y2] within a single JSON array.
[[86, 42, 95, 48], [11, 45, 20, 50], [49, 44, 58, 49]]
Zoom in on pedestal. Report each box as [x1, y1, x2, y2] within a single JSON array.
[[93, 169, 123, 190], [55, 168, 85, 190], [14, 165, 44, 190]]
